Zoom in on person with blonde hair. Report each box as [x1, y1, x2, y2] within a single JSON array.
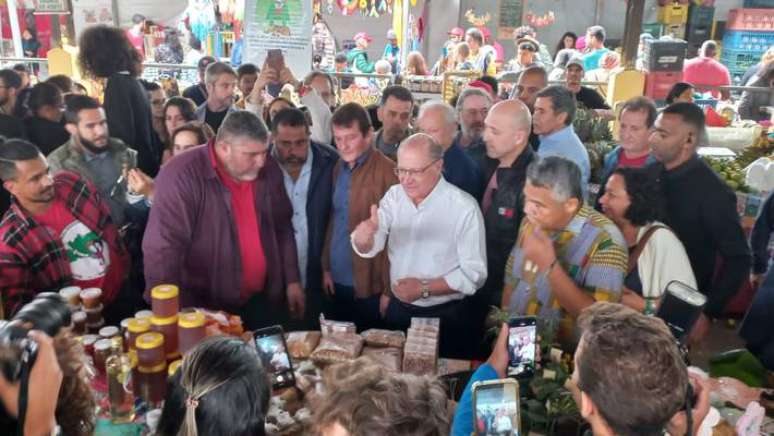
[[156, 336, 271, 436]]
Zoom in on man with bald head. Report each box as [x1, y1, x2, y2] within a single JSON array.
[[352, 133, 487, 358], [416, 101, 483, 199], [511, 66, 547, 150], [476, 99, 537, 318]]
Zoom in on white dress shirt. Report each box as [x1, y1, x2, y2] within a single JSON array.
[[352, 177, 488, 307], [276, 149, 314, 289]]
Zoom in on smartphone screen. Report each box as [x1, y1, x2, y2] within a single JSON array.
[[507, 317, 537, 378], [253, 325, 296, 390], [473, 380, 520, 436], [656, 281, 707, 344]]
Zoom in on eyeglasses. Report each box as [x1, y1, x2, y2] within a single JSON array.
[[519, 44, 536, 52], [393, 159, 440, 178]]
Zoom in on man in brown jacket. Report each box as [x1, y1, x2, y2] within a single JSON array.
[[322, 103, 398, 329]]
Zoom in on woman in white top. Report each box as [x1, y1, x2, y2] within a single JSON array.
[[599, 166, 697, 312]]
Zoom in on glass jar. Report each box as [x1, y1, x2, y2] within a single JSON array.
[[138, 363, 167, 406], [106, 342, 135, 423], [135, 332, 165, 368], [177, 312, 206, 355], [151, 315, 179, 360], [72, 311, 87, 335], [79, 288, 102, 309], [99, 326, 120, 340], [151, 284, 180, 318], [127, 318, 152, 351], [134, 310, 153, 320], [82, 334, 99, 360], [93, 338, 113, 380], [59, 286, 81, 306]]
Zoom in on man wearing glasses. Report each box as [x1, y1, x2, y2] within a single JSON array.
[[352, 133, 487, 358]]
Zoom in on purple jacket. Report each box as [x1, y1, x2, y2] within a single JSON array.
[[142, 141, 300, 312]]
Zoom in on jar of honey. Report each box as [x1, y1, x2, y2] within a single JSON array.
[[93, 338, 113, 380], [151, 315, 179, 359], [167, 359, 182, 377], [135, 332, 165, 368], [80, 288, 102, 309], [99, 326, 120, 340], [127, 318, 152, 351], [177, 312, 206, 355], [72, 311, 87, 334], [151, 285, 179, 318], [138, 363, 167, 406], [134, 310, 153, 320], [82, 334, 99, 360]]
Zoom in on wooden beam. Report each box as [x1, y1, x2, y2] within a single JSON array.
[[622, 0, 646, 69]]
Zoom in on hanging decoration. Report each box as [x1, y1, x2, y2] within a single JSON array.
[[369, 0, 379, 17], [525, 11, 556, 29], [378, 0, 386, 13], [338, 0, 358, 15], [327, 0, 334, 14], [464, 9, 491, 27]]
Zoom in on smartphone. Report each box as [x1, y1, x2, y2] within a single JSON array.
[[656, 280, 707, 344], [253, 325, 296, 390], [506, 316, 537, 378], [472, 379, 521, 436], [266, 49, 285, 70]]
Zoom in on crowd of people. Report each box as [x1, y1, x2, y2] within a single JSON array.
[[0, 18, 770, 436]]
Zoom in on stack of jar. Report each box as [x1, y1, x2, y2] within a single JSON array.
[[60, 287, 104, 333], [135, 332, 167, 406], [151, 285, 180, 362]]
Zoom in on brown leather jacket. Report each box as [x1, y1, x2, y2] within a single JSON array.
[[322, 148, 398, 298]]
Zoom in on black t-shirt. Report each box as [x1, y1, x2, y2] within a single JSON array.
[[182, 84, 208, 107], [575, 86, 610, 110], [205, 108, 229, 133]]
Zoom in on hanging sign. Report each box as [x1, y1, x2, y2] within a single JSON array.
[[71, 0, 114, 39], [497, 0, 523, 39], [35, 0, 70, 14]]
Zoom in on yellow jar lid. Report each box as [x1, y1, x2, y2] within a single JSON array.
[[151, 284, 179, 300], [167, 360, 182, 376], [178, 312, 205, 329], [151, 315, 179, 326], [138, 362, 167, 373], [128, 350, 138, 367], [127, 317, 152, 333], [135, 332, 164, 349]]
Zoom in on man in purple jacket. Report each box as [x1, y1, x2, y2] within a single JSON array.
[[142, 110, 304, 329]]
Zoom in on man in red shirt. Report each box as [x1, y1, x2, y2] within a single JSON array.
[[683, 40, 731, 100], [125, 14, 146, 59], [0, 140, 129, 319]]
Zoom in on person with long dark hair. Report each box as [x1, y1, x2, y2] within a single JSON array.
[[665, 82, 694, 105], [78, 25, 161, 176], [24, 82, 70, 155], [554, 31, 577, 59]]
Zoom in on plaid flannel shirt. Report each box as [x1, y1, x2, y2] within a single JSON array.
[[0, 170, 128, 318]]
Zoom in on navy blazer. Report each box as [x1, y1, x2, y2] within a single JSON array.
[[305, 142, 338, 293]]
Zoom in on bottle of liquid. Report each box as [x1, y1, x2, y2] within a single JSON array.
[[106, 336, 135, 423], [643, 295, 658, 316]]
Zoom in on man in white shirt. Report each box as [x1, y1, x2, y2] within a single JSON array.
[[352, 133, 487, 358]]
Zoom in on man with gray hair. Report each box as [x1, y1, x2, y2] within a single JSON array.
[[533, 85, 591, 198], [195, 61, 239, 133], [683, 40, 731, 100], [502, 156, 627, 348], [416, 100, 483, 198], [455, 86, 493, 164], [143, 110, 305, 330], [352, 133, 487, 357]]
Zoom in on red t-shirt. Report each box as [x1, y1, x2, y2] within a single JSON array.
[[210, 144, 267, 300], [125, 30, 145, 57], [683, 57, 731, 99], [617, 152, 650, 168], [34, 200, 125, 300]]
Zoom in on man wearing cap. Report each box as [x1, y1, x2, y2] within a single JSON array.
[[347, 32, 375, 74], [514, 26, 554, 72], [382, 30, 400, 74], [565, 56, 611, 113], [583, 25, 610, 72], [507, 36, 542, 74], [183, 56, 217, 107]]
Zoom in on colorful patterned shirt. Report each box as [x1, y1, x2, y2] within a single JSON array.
[[503, 205, 627, 341]]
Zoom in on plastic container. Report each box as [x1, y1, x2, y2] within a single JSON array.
[[644, 70, 684, 99], [134, 310, 153, 320], [720, 47, 763, 77], [72, 311, 87, 334], [59, 286, 81, 306], [688, 4, 715, 28], [151, 285, 179, 318], [664, 23, 687, 39], [86, 319, 105, 334], [135, 332, 165, 368], [642, 22, 664, 38], [99, 326, 120, 340], [138, 363, 167, 405], [722, 30, 774, 53], [84, 304, 103, 324], [744, 0, 774, 7], [643, 39, 688, 72], [658, 4, 689, 24], [177, 312, 206, 355], [79, 288, 102, 309], [127, 318, 152, 350], [151, 315, 179, 359], [727, 8, 774, 31]]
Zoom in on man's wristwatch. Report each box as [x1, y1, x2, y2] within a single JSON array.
[[420, 280, 431, 299]]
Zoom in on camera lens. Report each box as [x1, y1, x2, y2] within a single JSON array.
[[13, 293, 71, 337]]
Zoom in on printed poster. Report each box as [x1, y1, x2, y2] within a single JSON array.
[[72, 0, 114, 39], [243, 0, 313, 79]]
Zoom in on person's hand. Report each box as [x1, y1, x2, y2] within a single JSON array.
[[522, 227, 556, 272], [666, 374, 711, 436], [278, 67, 297, 86], [621, 289, 647, 313], [688, 314, 711, 345], [286, 282, 305, 320], [353, 205, 380, 251], [379, 293, 391, 318], [487, 323, 510, 378], [322, 271, 335, 297], [751, 273, 765, 289], [25, 331, 63, 436], [393, 278, 422, 303], [127, 168, 154, 200]]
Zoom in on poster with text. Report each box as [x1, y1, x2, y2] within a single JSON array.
[[72, 0, 114, 40], [243, 0, 312, 80]]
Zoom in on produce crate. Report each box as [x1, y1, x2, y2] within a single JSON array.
[[644, 70, 684, 99], [686, 25, 712, 44], [727, 8, 774, 31], [688, 5, 715, 28], [743, 0, 774, 8], [664, 23, 687, 39], [658, 4, 689, 24], [642, 22, 664, 38], [720, 47, 762, 80], [643, 39, 688, 72], [722, 30, 774, 53]]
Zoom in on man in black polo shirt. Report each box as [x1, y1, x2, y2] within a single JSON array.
[[565, 57, 612, 117], [651, 102, 751, 340]]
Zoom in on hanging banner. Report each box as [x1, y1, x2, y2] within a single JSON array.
[[35, 0, 69, 14], [71, 0, 114, 39], [243, 0, 313, 79], [115, 0, 188, 27]]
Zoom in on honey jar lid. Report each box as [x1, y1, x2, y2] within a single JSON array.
[[98, 326, 119, 338], [127, 317, 152, 333], [135, 332, 165, 349], [151, 284, 179, 300], [168, 359, 182, 376], [151, 314, 179, 326], [138, 362, 168, 373], [94, 338, 112, 351], [134, 310, 153, 320], [81, 334, 99, 346], [178, 311, 206, 329]]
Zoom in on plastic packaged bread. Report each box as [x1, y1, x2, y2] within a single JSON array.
[[319, 315, 357, 337], [361, 329, 406, 348], [402, 346, 437, 376], [310, 333, 364, 365], [362, 346, 403, 372], [286, 331, 321, 359]]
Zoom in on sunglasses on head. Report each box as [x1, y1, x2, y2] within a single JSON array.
[[519, 44, 536, 52]]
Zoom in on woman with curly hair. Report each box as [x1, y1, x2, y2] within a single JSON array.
[[78, 25, 161, 177], [598, 166, 696, 312], [314, 357, 452, 436]]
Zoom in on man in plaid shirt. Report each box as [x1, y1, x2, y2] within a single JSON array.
[[0, 140, 128, 318]]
